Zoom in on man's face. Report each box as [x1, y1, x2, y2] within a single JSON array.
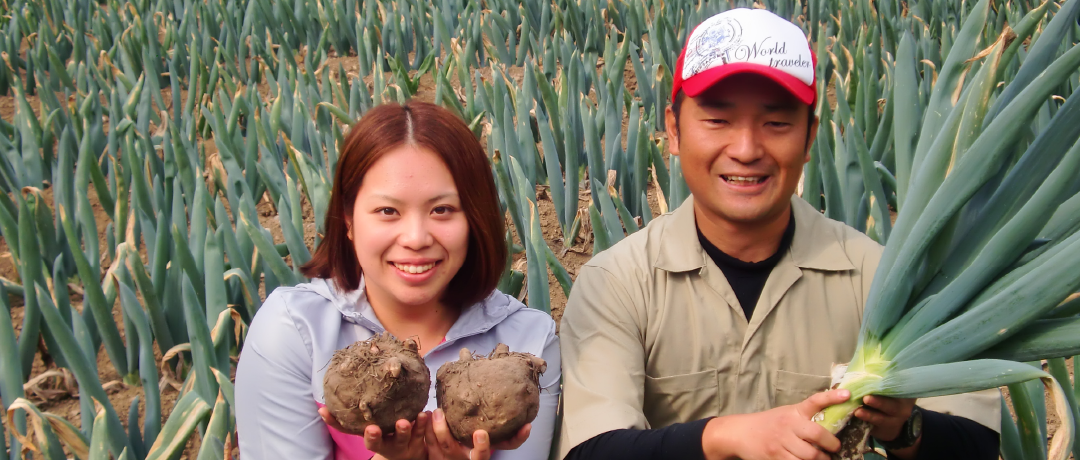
[[666, 74, 817, 228]]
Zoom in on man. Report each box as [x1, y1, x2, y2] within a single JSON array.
[[558, 8, 1001, 460]]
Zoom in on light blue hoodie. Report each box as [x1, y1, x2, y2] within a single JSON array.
[[235, 277, 561, 459]]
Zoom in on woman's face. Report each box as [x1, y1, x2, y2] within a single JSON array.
[[348, 145, 469, 311]]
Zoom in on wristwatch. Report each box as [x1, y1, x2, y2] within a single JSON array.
[[875, 405, 923, 451]]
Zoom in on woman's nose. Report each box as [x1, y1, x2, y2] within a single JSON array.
[[398, 215, 434, 249]]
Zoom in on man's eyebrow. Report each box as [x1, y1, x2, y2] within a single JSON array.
[[697, 99, 734, 110], [696, 100, 799, 112], [764, 102, 800, 112]]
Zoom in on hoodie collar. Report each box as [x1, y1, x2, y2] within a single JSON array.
[[304, 277, 524, 340]]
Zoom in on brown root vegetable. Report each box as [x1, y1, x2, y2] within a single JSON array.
[[435, 344, 547, 447], [322, 333, 430, 435]]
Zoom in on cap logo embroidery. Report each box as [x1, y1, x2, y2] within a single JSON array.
[[683, 16, 743, 78]]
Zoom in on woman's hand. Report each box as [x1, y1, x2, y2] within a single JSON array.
[[424, 409, 532, 460], [318, 406, 430, 460]]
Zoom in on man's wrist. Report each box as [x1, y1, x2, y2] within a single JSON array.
[[876, 406, 923, 451], [701, 415, 737, 460]]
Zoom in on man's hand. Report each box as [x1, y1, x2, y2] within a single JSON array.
[[702, 389, 851, 460], [855, 395, 920, 459], [317, 406, 429, 460], [853, 395, 914, 442], [424, 408, 532, 460]]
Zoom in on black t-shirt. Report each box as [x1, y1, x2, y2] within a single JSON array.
[[696, 213, 796, 320]]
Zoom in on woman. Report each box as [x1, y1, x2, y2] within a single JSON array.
[[235, 102, 561, 460]]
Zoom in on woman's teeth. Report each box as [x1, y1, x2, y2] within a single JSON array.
[[723, 175, 764, 185], [393, 262, 436, 274]]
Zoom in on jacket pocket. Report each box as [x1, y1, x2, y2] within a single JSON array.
[[643, 369, 719, 427], [773, 370, 832, 407]]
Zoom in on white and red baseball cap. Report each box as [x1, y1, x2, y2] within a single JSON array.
[[672, 8, 817, 107]]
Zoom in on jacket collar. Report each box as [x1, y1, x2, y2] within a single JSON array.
[[303, 277, 524, 339], [654, 195, 856, 272]]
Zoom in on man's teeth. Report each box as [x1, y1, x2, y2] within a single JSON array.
[[724, 175, 764, 185]]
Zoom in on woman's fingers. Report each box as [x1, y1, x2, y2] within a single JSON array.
[[364, 425, 386, 451], [431, 409, 460, 452], [317, 406, 346, 432], [470, 431, 491, 460], [394, 419, 414, 447], [410, 412, 431, 450], [491, 423, 531, 450]]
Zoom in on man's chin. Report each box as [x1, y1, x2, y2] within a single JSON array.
[[701, 201, 788, 227]]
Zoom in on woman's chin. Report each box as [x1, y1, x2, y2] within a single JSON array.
[[383, 286, 445, 308]]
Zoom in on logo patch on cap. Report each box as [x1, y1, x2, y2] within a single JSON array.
[[683, 16, 744, 77]]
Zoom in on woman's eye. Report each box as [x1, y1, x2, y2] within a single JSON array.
[[376, 208, 397, 216], [432, 206, 455, 215]]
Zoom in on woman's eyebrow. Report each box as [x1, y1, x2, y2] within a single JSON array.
[[425, 193, 459, 205], [371, 193, 458, 205]]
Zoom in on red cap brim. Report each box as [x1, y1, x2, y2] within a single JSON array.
[[681, 63, 817, 107]]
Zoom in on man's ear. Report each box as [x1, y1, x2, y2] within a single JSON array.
[[803, 115, 819, 164], [665, 106, 680, 156]]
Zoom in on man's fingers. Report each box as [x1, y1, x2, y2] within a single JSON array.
[[863, 396, 915, 420], [783, 437, 829, 460], [772, 448, 805, 460], [854, 406, 888, 426], [798, 389, 851, 418], [794, 422, 840, 453]]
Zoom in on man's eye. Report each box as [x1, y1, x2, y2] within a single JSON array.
[[766, 121, 792, 128]]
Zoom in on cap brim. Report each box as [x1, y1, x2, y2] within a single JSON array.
[[681, 63, 816, 106]]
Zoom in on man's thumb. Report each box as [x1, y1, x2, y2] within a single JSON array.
[[798, 389, 851, 417]]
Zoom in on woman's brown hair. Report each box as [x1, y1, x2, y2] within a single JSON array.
[[301, 102, 506, 308]]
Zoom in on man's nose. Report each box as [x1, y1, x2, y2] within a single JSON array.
[[725, 124, 764, 163]]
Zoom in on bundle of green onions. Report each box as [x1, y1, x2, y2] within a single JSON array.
[[813, 0, 1080, 458]]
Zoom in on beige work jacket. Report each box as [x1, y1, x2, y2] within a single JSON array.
[[557, 196, 1000, 458]]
